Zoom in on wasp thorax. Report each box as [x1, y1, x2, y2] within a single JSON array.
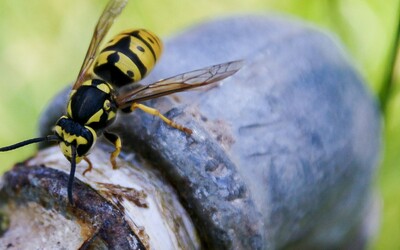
[[67, 79, 117, 130], [54, 116, 97, 162]]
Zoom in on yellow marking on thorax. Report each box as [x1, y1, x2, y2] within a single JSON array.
[[108, 110, 116, 121], [67, 91, 76, 118], [82, 80, 93, 86], [69, 89, 77, 98], [96, 83, 112, 94], [67, 101, 73, 117], [86, 108, 104, 125]]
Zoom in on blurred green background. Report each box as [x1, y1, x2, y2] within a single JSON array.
[[0, 0, 398, 248]]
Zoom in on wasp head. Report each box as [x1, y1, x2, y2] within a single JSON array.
[[54, 116, 97, 163]]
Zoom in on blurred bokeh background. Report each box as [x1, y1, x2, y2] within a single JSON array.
[[0, 0, 398, 248]]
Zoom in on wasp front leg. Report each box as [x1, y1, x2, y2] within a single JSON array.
[[130, 103, 192, 134], [103, 131, 122, 169]]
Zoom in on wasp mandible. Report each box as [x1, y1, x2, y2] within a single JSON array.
[[0, 0, 243, 204]]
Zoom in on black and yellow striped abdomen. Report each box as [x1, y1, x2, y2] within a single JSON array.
[[94, 29, 163, 87]]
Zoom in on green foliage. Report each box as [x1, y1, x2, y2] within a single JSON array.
[[0, 0, 398, 248]]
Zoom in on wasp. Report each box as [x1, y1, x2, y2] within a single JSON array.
[[0, 0, 243, 205]]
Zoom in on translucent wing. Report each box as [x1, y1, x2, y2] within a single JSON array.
[[72, 0, 128, 90], [116, 60, 244, 108]]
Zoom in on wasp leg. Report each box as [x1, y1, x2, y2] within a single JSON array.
[[130, 103, 192, 134], [82, 156, 93, 176], [103, 131, 121, 169]]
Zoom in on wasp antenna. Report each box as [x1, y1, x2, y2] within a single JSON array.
[[0, 135, 60, 152], [68, 145, 77, 205]]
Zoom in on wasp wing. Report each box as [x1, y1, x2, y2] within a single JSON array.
[[72, 0, 128, 90], [116, 60, 244, 109]]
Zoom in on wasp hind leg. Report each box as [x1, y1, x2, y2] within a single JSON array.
[[130, 103, 192, 134], [103, 131, 122, 169]]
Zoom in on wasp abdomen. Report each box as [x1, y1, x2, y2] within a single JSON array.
[[94, 29, 163, 87], [67, 79, 117, 129]]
